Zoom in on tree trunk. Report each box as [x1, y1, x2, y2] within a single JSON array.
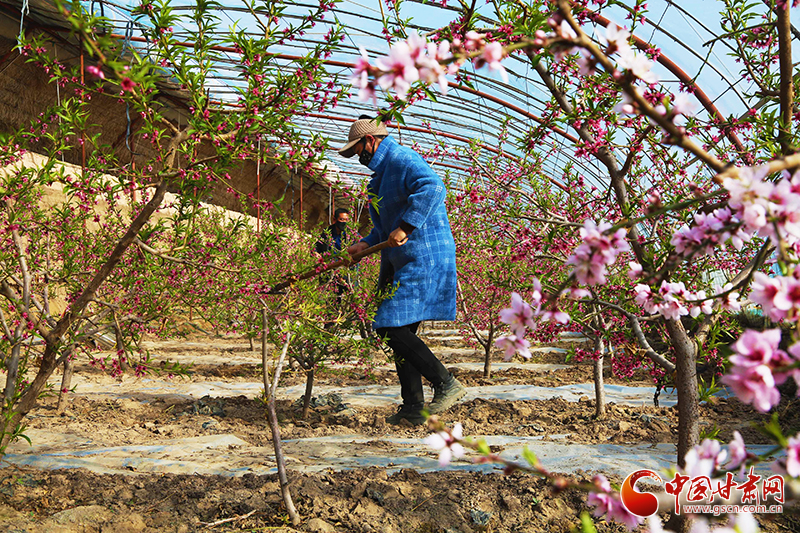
[[3, 331, 22, 403], [665, 318, 699, 468], [261, 309, 299, 526], [56, 350, 75, 414], [593, 337, 606, 419], [267, 394, 300, 526], [483, 324, 494, 379], [1, 180, 173, 452], [592, 313, 608, 419], [262, 310, 269, 392], [302, 367, 315, 420], [1, 340, 60, 450], [483, 345, 492, 379], [114, 323, 127, 372]]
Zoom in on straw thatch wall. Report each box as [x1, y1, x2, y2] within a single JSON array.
[[2, 151, 318, 317]]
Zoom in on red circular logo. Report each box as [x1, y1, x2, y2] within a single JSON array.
[[620, 469, 663, 517]]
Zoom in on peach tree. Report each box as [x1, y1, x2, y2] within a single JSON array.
[[0, 0, 348, 452], [356, 0, 800, 530]]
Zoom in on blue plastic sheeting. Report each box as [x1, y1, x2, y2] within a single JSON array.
[[55, 373, 723, 408], [4, 431, 780, 480]]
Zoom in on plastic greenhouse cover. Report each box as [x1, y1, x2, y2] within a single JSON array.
[[55, 0, 799, 193]]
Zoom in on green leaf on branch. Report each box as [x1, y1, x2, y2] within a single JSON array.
[[578, 511, 598, 533], [758, 413, 788, 447], [422, 86, 439, 103], [522, 446, 538, 468], [476, 439, 491, 456]]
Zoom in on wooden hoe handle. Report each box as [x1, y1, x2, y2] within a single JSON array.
[[269, 240, 390, 293]]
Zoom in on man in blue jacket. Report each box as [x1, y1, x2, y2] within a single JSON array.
[[315, 207, 353, 309], [341, 116, 466, 426], [315, 208, 351, 256]]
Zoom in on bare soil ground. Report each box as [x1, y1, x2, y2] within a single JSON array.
[[0, 464, 796, 533], [0, 466, 648, 533]]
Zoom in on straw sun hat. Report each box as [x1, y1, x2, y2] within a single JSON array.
[[338, 118, 389, 158]]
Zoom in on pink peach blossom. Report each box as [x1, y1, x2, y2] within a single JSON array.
[[495, 335, 531, 361], [375, 42, 419, 99], [498, 292, 535, 336], [721, 364, 780, 413]]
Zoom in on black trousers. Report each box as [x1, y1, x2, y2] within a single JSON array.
[[376, 322, 450, 406]]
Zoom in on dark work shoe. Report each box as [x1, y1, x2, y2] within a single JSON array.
[[428, 375, 467, 414], [385, 403, 426, 426]]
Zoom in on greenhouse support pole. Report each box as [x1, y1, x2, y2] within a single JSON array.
[[79, 39, 86, 174], [776, 2, 794, 153], [300, 173, 303, 229]]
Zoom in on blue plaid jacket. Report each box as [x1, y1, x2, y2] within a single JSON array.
[[360, 136, 457, 328]]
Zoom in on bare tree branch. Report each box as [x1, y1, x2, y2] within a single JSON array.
[[0, 307, 11, 341], [530, 54, 650, 267], [694, 241, 773, 348], [134, 238, 242, 274], [592, 299, 676, 372], [457, 280, 486, 347]]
